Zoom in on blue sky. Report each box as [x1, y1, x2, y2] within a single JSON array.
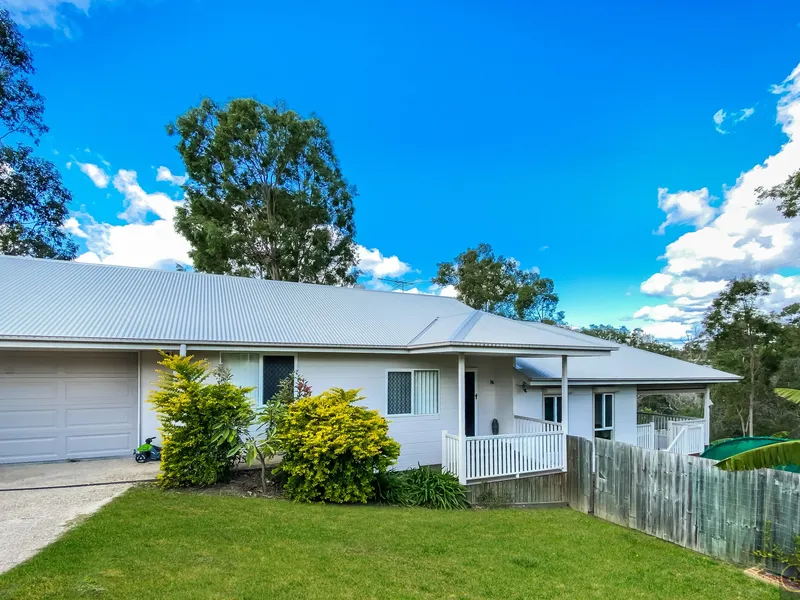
[[9, 0, 800, 338]]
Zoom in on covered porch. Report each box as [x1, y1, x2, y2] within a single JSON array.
[[441, 353, 573, 484], [443, 416, 564, 482]]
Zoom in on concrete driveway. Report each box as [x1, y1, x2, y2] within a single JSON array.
[[0, 458, 160, 574]]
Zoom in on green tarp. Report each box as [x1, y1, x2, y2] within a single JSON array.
[[701, 436, 800, 473]]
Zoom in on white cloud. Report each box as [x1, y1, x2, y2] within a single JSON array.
[[635, 63, 800, 338], [61, 216, 87, 238], [640, 321, 695, 342], [114, 169, 181, 223], [72, 168, 192, 269], [713, 106, 755, 134], [438, 284, 458, 298], [74, 161, 109, 188], [357, 245, 412, 279], [632, 304, 689, 322], [156, 166, 187, 186], [4, 0, 96, 31], [713, 109, 726, 133], [656, 187, 715, 233]]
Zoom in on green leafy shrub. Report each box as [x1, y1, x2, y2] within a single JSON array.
[[756, 521, 800, 583], [402, 466, 469, 509], [213, 372, 312, 494], [276, 388, 400, 503], [149, 354, 252, 488], [372, 470, 412, 505], [372, 466, 469, 510]]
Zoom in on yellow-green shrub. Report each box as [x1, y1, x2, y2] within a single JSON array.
[[149, 354, 252, 488], [276, 388, 400, 503]]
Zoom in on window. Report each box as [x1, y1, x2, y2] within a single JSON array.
[[387, 370, 439, 415], [221, 353, 260, 404], [262, 356, 295, 405], [594, 392, 614, 440], [543, 395, 562, 423]]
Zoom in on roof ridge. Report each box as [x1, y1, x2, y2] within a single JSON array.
[[407, 316, 440, 345], [450, 310, 484, 342], [0, 255, 462, 303], [515, 319, 618, 348]]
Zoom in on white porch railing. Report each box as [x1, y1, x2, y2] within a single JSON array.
[[636, 413, 705, 455], [665, 420, 705, 455], [637, 412, 698, 431], [442, 432, 459, 476], [442, 430, 565, 482], [513, 415, 563, 434], [636, 422, 655, 449]]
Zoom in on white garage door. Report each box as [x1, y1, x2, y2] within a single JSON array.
[[0, 351, 138, 464]]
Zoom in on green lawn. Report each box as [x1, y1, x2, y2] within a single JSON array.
[[0, 486, 777, 600]]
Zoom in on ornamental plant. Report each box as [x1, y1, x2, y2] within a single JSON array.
[[372, 467, 469, 510], [276, 388, 400, 503], [149, 354, 252, 488], [213, 372, 312, 494]]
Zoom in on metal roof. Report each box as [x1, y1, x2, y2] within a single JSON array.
[[0, 256, 617, 353], [517, 345, 740, 384]]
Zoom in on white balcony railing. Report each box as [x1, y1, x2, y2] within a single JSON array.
[[442, 429, 565, 482]]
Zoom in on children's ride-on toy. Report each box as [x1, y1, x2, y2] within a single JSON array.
[[134, 437, 161, 463]]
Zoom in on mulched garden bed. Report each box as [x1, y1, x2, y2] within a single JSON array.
[[744, 566, 800, 594]]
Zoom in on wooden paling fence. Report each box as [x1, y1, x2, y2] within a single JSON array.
[[566, 436, 800, 567], [565, 435, 593, 514]]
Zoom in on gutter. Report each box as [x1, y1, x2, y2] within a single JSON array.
[[522, 377, 742, 385], [0, 337, 617, 355]]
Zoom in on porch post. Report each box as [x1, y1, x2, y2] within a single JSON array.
[[457, 353, 467, 484], [561, 355, 569, 472], [703, 386, 712, 447]]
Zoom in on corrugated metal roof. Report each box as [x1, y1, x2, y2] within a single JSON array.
[[517, 345, 740, 383], [0, 256, 617, 352]]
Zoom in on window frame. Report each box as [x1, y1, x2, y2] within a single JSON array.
[[542, 395, 563, 424], [594, 392, 615, 439], [385, 368, 441, 416]]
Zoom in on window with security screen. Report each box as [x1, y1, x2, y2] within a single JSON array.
[[387, 370, 439, 415], [262, 356, 294, 405]]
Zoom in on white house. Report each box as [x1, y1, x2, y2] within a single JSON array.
[[0, 256, 739, 483]]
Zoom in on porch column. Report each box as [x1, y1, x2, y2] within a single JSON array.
[[457, 353, 466, 484], [561, 355, 569, 472], [703, 386, 712, 447]]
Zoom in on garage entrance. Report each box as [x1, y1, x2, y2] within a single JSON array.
[[0, 351, 138, 464]]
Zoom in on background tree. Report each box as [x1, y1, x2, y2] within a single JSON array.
[[0, 9, 75, 260], [580, 324, 681, 358], [702, 277, 782, 437], [582, 324, 701, 416], [757, 170, 800, 218], [432, 243, 564, 323], [168, 98, 358, 284]]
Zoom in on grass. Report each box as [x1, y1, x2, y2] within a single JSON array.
[[0, 486, 778, 600]]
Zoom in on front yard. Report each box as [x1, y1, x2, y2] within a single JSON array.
[[0, 486, 777, 600]]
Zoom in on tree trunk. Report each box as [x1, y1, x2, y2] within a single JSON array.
[[260, 461, 267, 496], [748, 351, 755, 437]]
